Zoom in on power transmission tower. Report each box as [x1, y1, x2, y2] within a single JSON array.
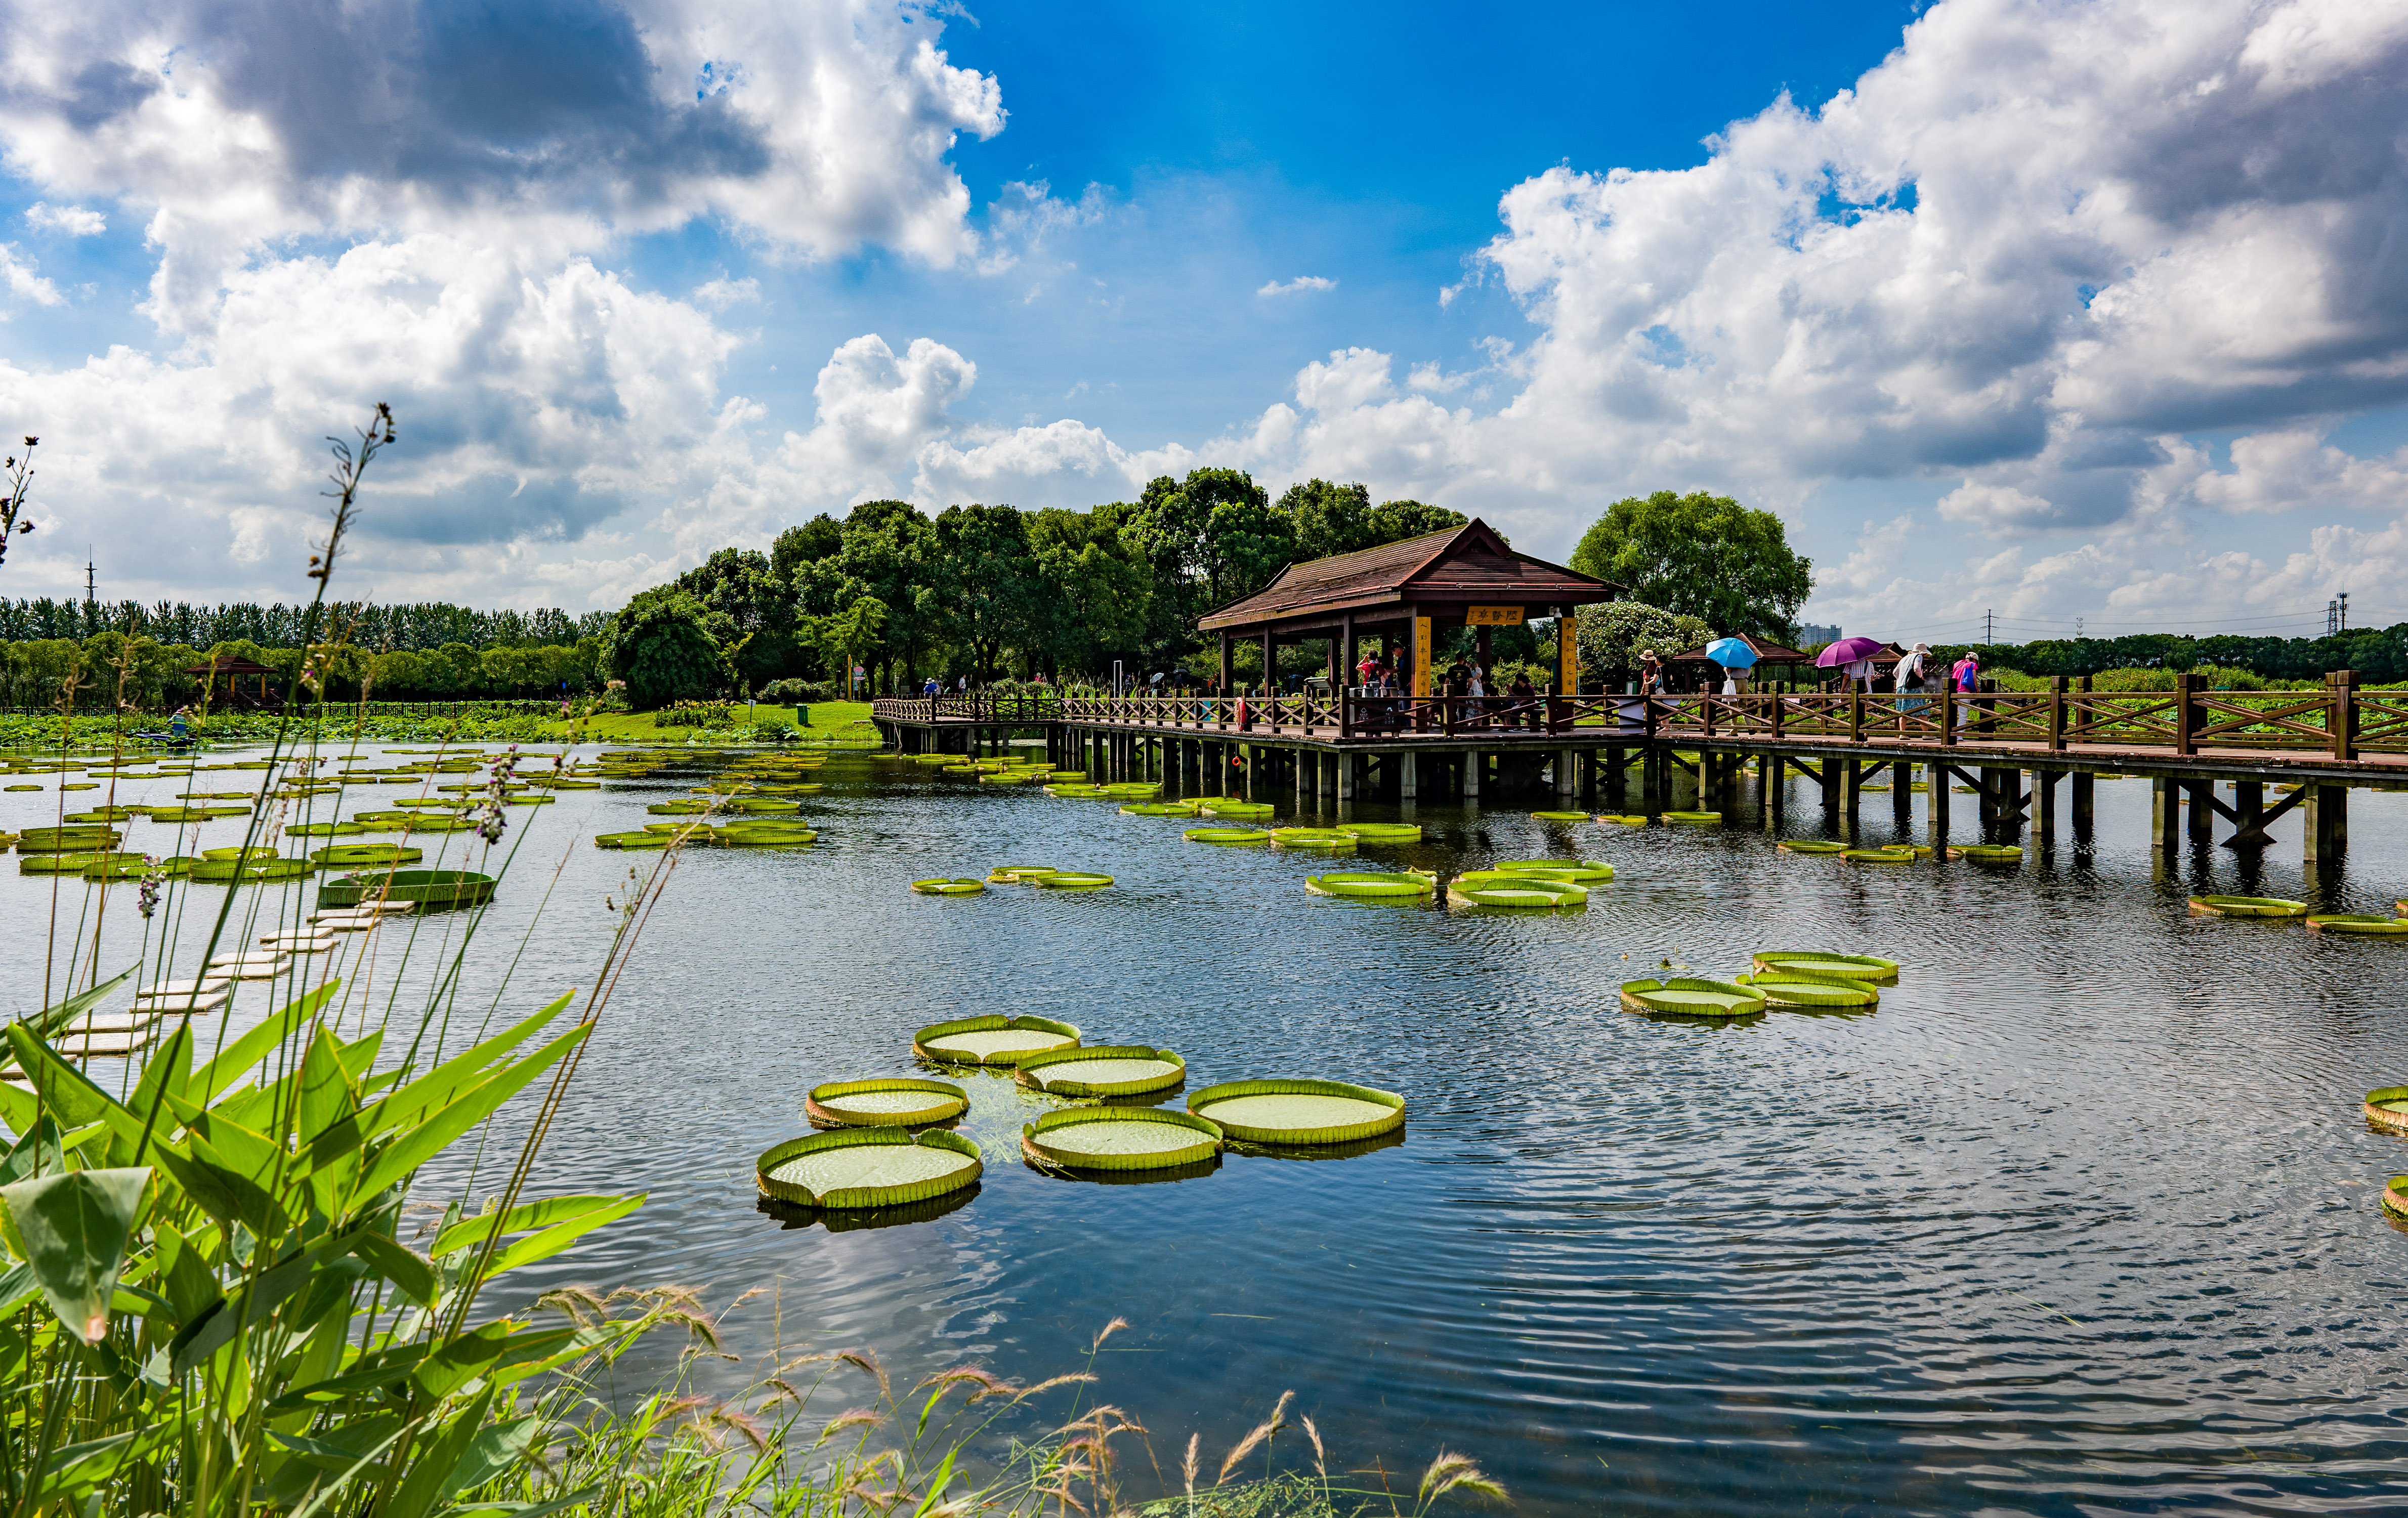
[[85, 551, 95, 607], [2075, 616, 2084, 639], [2339, 591, 2348, 632], [1984, 608, 1995, 644]]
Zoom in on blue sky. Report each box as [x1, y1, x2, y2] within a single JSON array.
[[2, 0, 2405, 642]]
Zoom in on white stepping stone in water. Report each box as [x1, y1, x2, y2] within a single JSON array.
[[258, 932, 338, 953], [206, 953, 288, 979], [143, 976, 231, 996], [131, 987, 230, 1014]]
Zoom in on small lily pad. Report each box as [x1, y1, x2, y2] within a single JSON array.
[[1620, 977, 1767, 1017], [1022, 1107, 1223, 1170], [1188, 1079, 1404, 1144], [1017, 1045, 1185, 1096], [806, 1077, 968, 1129], [914, 1014, 1079, 1065]]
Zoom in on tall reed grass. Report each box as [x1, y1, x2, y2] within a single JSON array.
[[0, 408, 1502, 1518]]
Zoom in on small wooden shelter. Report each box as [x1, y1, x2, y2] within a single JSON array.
[[186, 655, 279, 708], [1666, 634, 1813, 690], [1197, 519, 1621, 695]]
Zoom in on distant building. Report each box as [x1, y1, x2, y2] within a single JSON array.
[[1797, 622, 1842, 646]]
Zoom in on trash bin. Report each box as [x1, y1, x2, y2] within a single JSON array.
[[795, 705, 809, 728]]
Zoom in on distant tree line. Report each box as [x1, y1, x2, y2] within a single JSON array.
[[0, 596, 609, 650], [1926, 627, 2408, 685]]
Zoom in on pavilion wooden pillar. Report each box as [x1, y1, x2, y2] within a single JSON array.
[[1219, 632, 1233, 695], [1341, 613, 1355, 693], [1262, 629, 1275, 698]]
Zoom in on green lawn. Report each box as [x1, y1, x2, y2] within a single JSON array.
[[544, 700, 881, 744]]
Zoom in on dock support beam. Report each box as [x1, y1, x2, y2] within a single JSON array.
[[1838, 757, 1860, 826], [1399, 751, 1416, 800], [2152, 777, 2181, 854], [1337, 752, 1356, 801], [2070, 771, 2093, 840], [1557, 748, 1576, 799], [1607, 748, 1627, 809], [1929, 763, 1949, 841], [2186, 779, 2216, 845], [1463, 749, 1482, 800], [2034, 768, 2057, 842], [2304, 785, 2347, 865]]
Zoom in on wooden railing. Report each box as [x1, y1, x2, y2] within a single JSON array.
[[874, 673, 2406, 760]]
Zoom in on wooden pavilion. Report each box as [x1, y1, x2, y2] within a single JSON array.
[[1195, 519, 1621, 695], [186, 655, 280, 710]]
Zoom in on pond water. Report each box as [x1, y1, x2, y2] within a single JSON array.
[[10, 743, 2408, 1516]]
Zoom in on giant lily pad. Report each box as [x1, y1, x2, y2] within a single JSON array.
[[1619, 977, 1768, 1017], [1017, 1045, 1186, 1096], [1271, 828, 1357, 850], [1491, 859, 1613, 883], [1021, 1107, 1223, 1171], [1752, 951, 1901, 984], [807, 1077, 968, 1128], [1663, 811, 1723, 825], [1843, 848, 1918, 864], [1448, 876, 1587, 908], [1594, 814, 1651, 826], [1033, 872, 1113, 890], [755, 1127, 982, 1208], [1305, 871, 1433, 899], [316, 869, 495, 909], [1202, 799, 1274, 819], [1948, 844, 2023, 863], [312, 843, 423, 867], [2363, 1086, 2408, 1131], [1778, 840, 1849, 855], [912, 877, 986, 895], [594, 831, 671, 849], [913, 1014, 1079, 1065], [1187, 1079, 1404, 1144], [2188, 895, 2308, 918], [1186, 827, 1271, 845], [1738, 972, 1880, 1008], [1337, 823, 1421, 844], [987, 865, 1059, 882], [1531, 811, 1589, 822], [2307, 915, 2408, 936], [2385, 1175, 2408, 1219]]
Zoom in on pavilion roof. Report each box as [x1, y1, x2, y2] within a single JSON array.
[[186, 656, 277, 676], [1197, 519, 1620, 633]]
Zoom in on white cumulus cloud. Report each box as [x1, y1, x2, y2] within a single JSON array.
[[23, 202, 104, 236], [1256, 275, 1336, 296]]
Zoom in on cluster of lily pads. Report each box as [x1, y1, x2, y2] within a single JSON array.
[[1619, 950, 1899, 1018], [752, 1012, 1406, 1213], [593, 749, 831, 849], [2188, 895, 2408, 935], [911, 864, 1115, 895]]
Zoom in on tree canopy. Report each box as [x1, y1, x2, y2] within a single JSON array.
[[1570, 491, 1810, 642], [608, 587, 722, 708]]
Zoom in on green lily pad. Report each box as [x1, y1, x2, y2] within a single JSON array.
[[2307, 915, 2408, 936], [1017, 1045, 1185, 1096], [1270, 828, 1357, 849], [1752, 951, 1902, 984], [1186, 827, 1270, 845], [1021, 1107, 1223, 1171], [594, 831, 671, 849], [1033, 872, 1113, 890], [913, 1014, 1079, 1065], [1738, 972, 1880, 1008], [1449, 877, 1588, 908], [1949, 844, 2023, 863], [756, 1127, 982, 1208], [1778, 840, 1849, 855], [2362, 1086, 2408, 1130], [2188, 895, 2308, 918], [1337, 823, 1422, 843], [1531, 811, 1590, 821], [1663, 810, 1722, 824], [1187, 1079, 1404, 1144], [913, 877, 986, 895], [1306, 871, 1433, 898], [1491, 859, 1613, 882], [806, 1077, 968, 1128], [1619, 977, 1768, 1016]]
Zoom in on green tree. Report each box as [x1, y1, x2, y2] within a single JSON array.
[[1281, 479, 1375, 561], [928, 503, 1038, 683], [837, 500, 937, 690], [608, 587, 724, 708], [678, 547, 795, 690], [1028, 507, 1152, 677], [1367, 498, 1469, 545], [770, 515, 845, 581], [800, 595, 890, 697], [1576, 601, 1715, 684], [1569, 490, 1811, 641]]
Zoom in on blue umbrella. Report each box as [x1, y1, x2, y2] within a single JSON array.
[[1705, 637, 1758, 668]]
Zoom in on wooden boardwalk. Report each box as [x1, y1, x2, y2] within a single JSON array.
[[872, 675, 2405, 860]]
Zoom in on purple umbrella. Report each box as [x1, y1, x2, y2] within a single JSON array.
[[1813, 635, 1888, 667]]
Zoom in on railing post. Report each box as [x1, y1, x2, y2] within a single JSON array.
[[2333, 668, 2358, 761], [1340, 692, 1352, 739], [2174, 671, 2196, 756], [1768, 690, 1783, 741], [2048, 676, 2066, 752], [1848, 688, 1862, 744], [1939, 682, 1956, 747]]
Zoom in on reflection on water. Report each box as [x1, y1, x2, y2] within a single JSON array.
[[10, 747, 2408, 1515]]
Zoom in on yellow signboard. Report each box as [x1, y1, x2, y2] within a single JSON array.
[[1412, 616, 1432, 697], [1465, 605, 1525, 626], [1559, 618, 1579, 694]]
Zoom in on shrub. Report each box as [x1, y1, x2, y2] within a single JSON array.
[[757, 677, 830, 702], [653, 699, 736, 727]]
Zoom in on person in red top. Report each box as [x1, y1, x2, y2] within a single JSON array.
[[1952, 651, 1981, 691]]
